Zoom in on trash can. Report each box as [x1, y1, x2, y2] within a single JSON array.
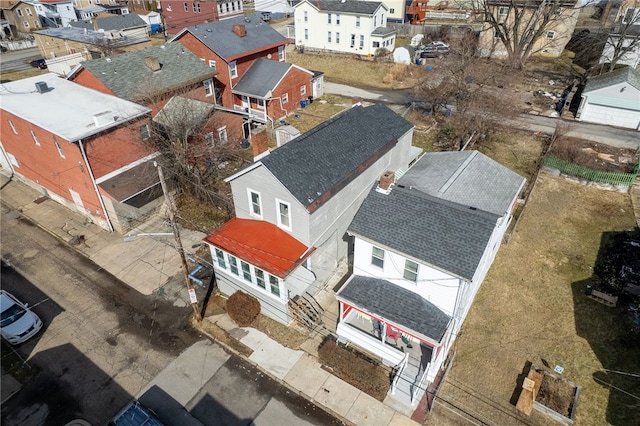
[[300, 100, 306, 108], [308, 96, 314, 104]]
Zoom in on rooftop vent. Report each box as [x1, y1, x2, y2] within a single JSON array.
[[144, 56, 161, 72], [35, 81, 49, 94], [93, 111, 114, 127]]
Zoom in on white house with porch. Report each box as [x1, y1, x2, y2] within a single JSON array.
[[336, 150, 526, 412]]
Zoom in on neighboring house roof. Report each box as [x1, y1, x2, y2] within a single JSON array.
[[0, 0, 23, 10], [584, 66, 640, 93], [372, 26, 395, 36], [232, 58, 311, 98], [69, 14, 147, 31], [399, 150, 525, 216], [485, 0, 577, 6], [75, 43, 217, 102], [298, 0, 385, 15], [76, 4, 106, 14], [0, 73, 150, 142], [171, 14, 287, 61], [254, 104, 413, 210], [152, 96, 215, 128], [35, 26, 148, 47], [348, 184, 500, 281], [96, 156, 160, 204], [337, 275, 451, 342], [203, 218, 315, 278]]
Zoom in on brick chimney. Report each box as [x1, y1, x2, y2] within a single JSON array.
[[378, 171, 395, 191], [232, 24, 247, 37], [352, 97, 362, 107], [144, 56, 161, 71], [251, 128, 269, 160]]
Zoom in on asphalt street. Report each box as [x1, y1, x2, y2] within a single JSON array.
[[0, 47, 42, 73]]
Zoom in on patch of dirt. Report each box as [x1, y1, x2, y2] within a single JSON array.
[[317, 336, 391, 401], [535, 368, 577, 418], [550, 137, 639, 173]]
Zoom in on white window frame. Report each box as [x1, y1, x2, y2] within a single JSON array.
[[546, 31, 555, 40], [193, 2, 200, 12], [278, 45, 284, 61], [350, 34, 355, 48], [215, 248, 226, 269], [371, 246, 384, 268], [389, 8, 394, 13], [248, 189, 262, 218], [276, 199, 291, 230], [208, 59, 216, 69], [257, 98, 265, 109], [304, 28, 308, 40], [17, 9, 23, 16], [184, 2, 188, 12], [240, 260, 252, 282], [281, 93, 288, 104], [622, 7, 640, 24], [300, 85, 306, 97], [24, 21, 30, 28], [255, 268, 266, 289], [166, 4, 172, 11], [327, 13, 331, 24], [228, 254, 239, 275], [54, 138, 65, 159], [8, 120, 17, 135], [498, 6, 509, 16], [217, 126, 228, 144], [139, 124, 150, 140], [336, 32, 340, 44], [359, 34, 364, 49], [336, 14, 340, 24], [304, 10, 308, 22], [26, 7, 32, 15], [268, 274, 280, 297], [204, 78, 213, 97], [327, 31, 331, 43], [403, 259, 419, 282], [356, 16, 360, 27], [30, 130, 40, 146], [229, 60, 237, 78]]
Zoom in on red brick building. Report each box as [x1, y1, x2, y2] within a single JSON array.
[[0, 74, 156, 232], [161, 0, 244, 36]]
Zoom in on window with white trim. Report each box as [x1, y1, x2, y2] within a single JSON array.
[[498, 6, 509, 15], [8, 120, 17, 135], [24, 21, 30, 28], [269, 274, 280, 297], [336, 14, 340, 24], [26, 7, 32, 15], [623, 7, 640, 24], [304, 10, 308, 22], [281, 93, 288, 104], [327, 13, 331, 24], [54, 138, 65, 159], [241, 261, 252, 281], [193, 2, 200, 12], [139, 124, 150, 140], [217, 126, 227, 144], [17, 9, 23, 16], [327, 31, 331, 43], [336, 32, 340, 44], [371, 246, 384, 268], [228, 255, 239, 275], [183, 2, 188, 11], [204, 79, 213, 96], [546, 31, 555, 40], [30, 130, 40, 146], [390, 8, 394, 13], [350, 34, 355, 48], [229, 61, 237, 78], [255, 269, 266, 289], [208, 59, 216, 69], [356, 16, 360, 27], [403, 259, 419, 282], [359, 35, 364, 49], [278, 45, 284, 61], [300, 85, 306, 96], [249, 190, 262, 217], [166, 4, 172, 11], [277, 200, 290, 229], [215, 248, 226, 268], [304, 28, 308, 40], [257, 98, 265, 108]]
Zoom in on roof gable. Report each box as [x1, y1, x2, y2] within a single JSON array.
[[172, 14, 287, 60], [77, 43, 216, 102], [298, 0, 385, 15], [203, 218, 314, 278], [348, 185, 500, 281], [257, 104, 413, 211], [337, 275, 451, 342], [584, 66, 640, 93], [233, 59, 298, 97]]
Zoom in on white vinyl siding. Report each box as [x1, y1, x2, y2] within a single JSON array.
[[371, 246, 384, 268]]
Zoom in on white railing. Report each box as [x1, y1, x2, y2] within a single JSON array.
[[424, 11, 470, 21], [391, 353, 409, 395], [412, 362, 431, 406]]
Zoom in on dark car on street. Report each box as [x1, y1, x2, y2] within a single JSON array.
[[29, 58, 47, 69]]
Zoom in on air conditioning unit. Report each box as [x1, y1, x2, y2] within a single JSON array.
[[35, 81, 48, 93]]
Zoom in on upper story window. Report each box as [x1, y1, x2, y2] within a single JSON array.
[[255, 269, 266, 289], [229, 60, 237, 78], [184, 2, 188, 12], [374, 16, 376, 26], [403, 259, 419, 282], [208, 59, 216, 70], [17, 9, 23, 16], [359, 35, 364, 49], [356, 16, 360, 27], [8, 120, 17, 135], [327, 13, 331, 24], [228, 254, 239, 275], [241, 261, 252, 281], [304, 28, 308, 40], [336, 14, 340, 24], [26, 7, 32, 16], [278, 45, 284, 61], [622, 7, 639, 24], [139, 124, 150, 140], [257, 98, 265, 108], [371, 246, 384, 268], [389, 8, 394, 13], [215, 248, 226, 268], [217, 126, 228, 144], [30, 130, 40, 146], [350, 33, 355, 48], [23, 21, 30, 28], [249, 190, 262, 217], [193, 2, 200, 13], [53, 137, 65, 159], [205, 132, 214, 146], [281, 93, 288, 104], [327, 31, 331, 43], [300, 85, 306, 96], [204, 79, 213, 96], [304, 10, 308, 22], [277, 199, 291, 230], [166, 4, 172, 11], [546, 31, 555, 40], [269, 274, 280, 297], [498, 6, 509, 15], [336, 32, 340, 44]]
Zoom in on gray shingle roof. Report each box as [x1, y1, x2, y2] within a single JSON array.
[[69, 14, 147, 31], [303, 0, 384, 14], [177, 14, 287, 60], [584, 66, 640, 93], [348, 184, 500, 281], [232, 58, 293, 97], [78, 43, 216, 102], [152, 96, 215, 128], [372, 26, 395, 36], [337, 275, 451, 342], [35, 27, 148, 47], [398, 151, 525, 216], [260, 104, 413, 210]]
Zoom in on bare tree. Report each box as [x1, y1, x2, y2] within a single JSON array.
[[479, 0, 580, 69], [601, 0, 640, 72]]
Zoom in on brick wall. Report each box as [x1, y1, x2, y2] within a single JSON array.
[[267, 67, 313, 120]]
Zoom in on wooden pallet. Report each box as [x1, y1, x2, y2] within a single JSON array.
[[516, 370, 543, 416], [589, 289, 618, 307]]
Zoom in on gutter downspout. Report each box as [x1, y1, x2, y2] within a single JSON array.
[[78, 139, 114, 232], [0, 142, 15, 190]]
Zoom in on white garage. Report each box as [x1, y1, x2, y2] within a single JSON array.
[[577, 66, 640, 130]]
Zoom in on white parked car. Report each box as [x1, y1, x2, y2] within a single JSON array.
[[0, 290, 43, 345]]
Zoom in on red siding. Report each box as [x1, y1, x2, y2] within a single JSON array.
[[163, 0, 219, 35], [71, 68, 116, 96], [266, 67, 313, 120]]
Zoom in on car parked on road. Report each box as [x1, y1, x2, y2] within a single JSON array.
[[29, 58, 47, 69], [0, 290, 43, 345], [417, 41, 450, 58]]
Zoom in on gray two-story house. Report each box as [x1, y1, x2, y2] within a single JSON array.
[[203, 103, 420, 325]]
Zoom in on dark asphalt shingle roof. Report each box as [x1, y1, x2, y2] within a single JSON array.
[[176, 14, 287, 60], [337, 275, 451, 342], [398, 151, 525, 216], [348, 184, 500, 281], [69, 14, 147, 31], [584, 66, 640, 93], [35, 27, 148, 46], [232, 58, 295, 97], [78, 43, 216, 102], [372, 26, 395, 36], [259, 104, 413, 210], [303, 0, 384, 14]]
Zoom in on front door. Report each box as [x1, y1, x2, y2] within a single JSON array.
[[241, 95, 250, 112], [69, 189, 85, 213]]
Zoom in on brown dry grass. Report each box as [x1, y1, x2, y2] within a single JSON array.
[[0, 67, 47, 82], [430, 175, 638, 426]]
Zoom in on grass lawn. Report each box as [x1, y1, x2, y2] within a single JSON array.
[[430, 175, 638, 426]]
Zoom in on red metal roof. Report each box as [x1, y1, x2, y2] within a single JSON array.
[[203, 218, 314, 278]]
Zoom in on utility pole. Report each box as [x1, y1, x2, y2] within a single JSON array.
[[156, 163, 203, 322]]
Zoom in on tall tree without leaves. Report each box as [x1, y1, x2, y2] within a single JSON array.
[[480, 0, 579, 69], [601, 0, 640, 72]]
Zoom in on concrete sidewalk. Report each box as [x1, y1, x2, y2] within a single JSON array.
[[0, 173, 421, 426]]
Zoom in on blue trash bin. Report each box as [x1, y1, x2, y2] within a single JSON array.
[[300, 100, 306, 108]]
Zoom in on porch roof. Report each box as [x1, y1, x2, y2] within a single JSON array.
[[337, 275, 451, 343], [203, 218, 314, 278]]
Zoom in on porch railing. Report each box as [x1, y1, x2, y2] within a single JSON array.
[[412, 362, 431, 406], [390, 353, 409, 395]]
